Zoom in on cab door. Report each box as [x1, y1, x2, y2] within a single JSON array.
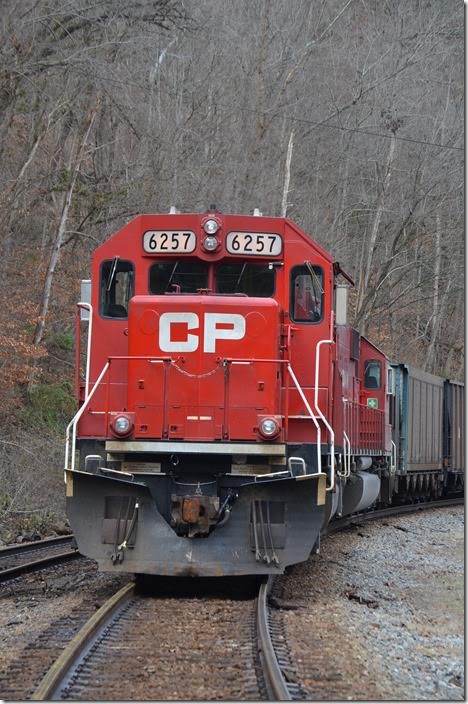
[[286, 262, 332, 444]]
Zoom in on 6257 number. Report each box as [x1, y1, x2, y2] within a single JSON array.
[[143, 230, 196, 254], [226, 232, 282, 256]]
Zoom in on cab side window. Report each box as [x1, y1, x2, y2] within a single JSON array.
[[100, 259, 134, 318], [290, 265, 324, 323], [364, 360, 382, 389]]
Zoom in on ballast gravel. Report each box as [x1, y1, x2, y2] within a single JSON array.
[[0, 557, 130, 700], [278, 506, 464, 701]]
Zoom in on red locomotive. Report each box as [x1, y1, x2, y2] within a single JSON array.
[[65, 210, 462, 576]]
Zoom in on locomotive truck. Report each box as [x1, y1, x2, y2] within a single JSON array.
[[65, 210, 464, 576]]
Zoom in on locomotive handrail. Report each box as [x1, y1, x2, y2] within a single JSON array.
[[314, 339, 335, 491], [342, 431, 351, 478], [65, 356, 179, 473], [287, 456, 306, 475], [391, 440, 397, 475], [65, 361, 110, 473], [286, 364, 323, 480], [343, 399, 386, 452], [66, 354, 335, 480], [77, 302, 93, 399], [227, 350, 336, 486]]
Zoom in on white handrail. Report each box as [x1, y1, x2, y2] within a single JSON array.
[[288, 456, 306, 475], [391, 440, 397, 475], [314, 339, 335, 491], [338, 438, 347, 477], [343, 431, 351, 478], [65, 361, 110, 473], [287, 364, 322, 476], [77, 302, 93, 399]]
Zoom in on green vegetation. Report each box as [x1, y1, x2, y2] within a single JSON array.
[[47, 331, 74, 351], [24, 381, 76, 432]]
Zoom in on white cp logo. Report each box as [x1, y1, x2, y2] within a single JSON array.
[[159, 312, 246, 353]]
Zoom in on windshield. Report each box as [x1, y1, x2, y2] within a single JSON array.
[[149, 260, 209, 294], [149, 260, 276, 297], [216, 262, 275, 297]]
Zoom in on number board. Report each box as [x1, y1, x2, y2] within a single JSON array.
[[226, 232, 282, 256], [143, 230, 196, 254]]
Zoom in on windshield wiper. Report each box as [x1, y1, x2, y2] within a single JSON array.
[[235, 263, 247, 291], [106, 256, 120, 292], [165, 262, 179, 292], [305, 260, 324, 298]]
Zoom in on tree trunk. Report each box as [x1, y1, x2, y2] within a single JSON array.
[[33, 107, 97, 345], [280, 130, 294, 218], [355, 133, 397, 334], [424, 213, 442, 372]]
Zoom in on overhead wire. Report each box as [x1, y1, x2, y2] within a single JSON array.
[[216, 102, 463, 152]]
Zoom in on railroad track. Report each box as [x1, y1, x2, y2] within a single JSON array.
[[31, 575, 300, 701], [0, 535, 79, 583], [32, 580, 255, 700], [29, 496, 463, 701]]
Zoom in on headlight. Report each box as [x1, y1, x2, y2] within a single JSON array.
[[113, 415, 131, 436], [259, 417, 280, 438], [203, 235, 219, 252], [203, 219, 219, 235]]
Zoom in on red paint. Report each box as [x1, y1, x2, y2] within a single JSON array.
[[76, 212, 391, 457]]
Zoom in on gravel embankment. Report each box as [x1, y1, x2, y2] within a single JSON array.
[[278, 506, 464, 701]]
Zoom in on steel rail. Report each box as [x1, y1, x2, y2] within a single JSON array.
[[0, 551, 80, 584], [0, 537, 79, 584], [256, 496, 463, 701], [32, 582, 135, 701], [0, 534, 73, 556], [257, 577, 292, 701], [325, 496, 464, 536]]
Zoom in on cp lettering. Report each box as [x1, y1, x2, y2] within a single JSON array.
[[159, 312, 246, 353]]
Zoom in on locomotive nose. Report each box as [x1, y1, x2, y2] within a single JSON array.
[[127, 294, 282, 444]]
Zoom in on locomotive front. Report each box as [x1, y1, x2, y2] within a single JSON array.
[[66, 211, 333, 576]]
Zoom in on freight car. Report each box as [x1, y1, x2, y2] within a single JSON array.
[[389, 366, 464, 502], [65, 210, 464, 576]]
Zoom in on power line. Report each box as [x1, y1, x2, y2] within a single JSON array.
[[216, 102, 463, 152]]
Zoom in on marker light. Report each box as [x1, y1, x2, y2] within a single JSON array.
[[113, 415, 132, 436], [203, 219, 219, 235], [203, 235, 219, 252], [259, 418, 280, 438]]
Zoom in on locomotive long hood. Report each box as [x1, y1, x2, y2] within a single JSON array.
[[127, 295, 282, 442]]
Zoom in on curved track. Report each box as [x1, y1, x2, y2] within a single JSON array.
[[32, 581, 262, 700], [257, 577, 302, 702], [32, 577, 292, 701], [0, 535, 78, 583], [31, 497, 462, 701], [326, 496, 463, 536]]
